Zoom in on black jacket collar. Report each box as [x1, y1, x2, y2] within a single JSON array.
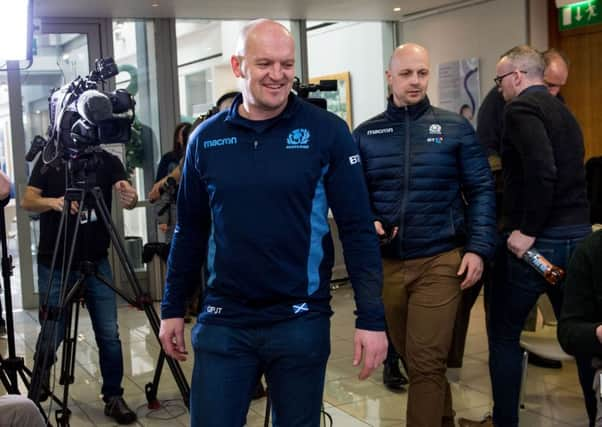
[[385, 95, 431, 122]]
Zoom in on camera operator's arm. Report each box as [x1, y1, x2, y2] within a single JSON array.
[[149, 161, 182, 202], [21, 186, 77, 214], [114, 180, 137, 209]]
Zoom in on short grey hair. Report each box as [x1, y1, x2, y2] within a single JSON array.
[[500, 45, 545, 79]]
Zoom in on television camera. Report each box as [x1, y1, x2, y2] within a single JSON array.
[[26, 57, 135, 168], [292, 77, 337, 109]]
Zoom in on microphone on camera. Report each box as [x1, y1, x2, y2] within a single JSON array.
[[76, 90, 113, 125]]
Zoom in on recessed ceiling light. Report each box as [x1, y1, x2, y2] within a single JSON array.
[[393, 7, 401, 12], [152, 3, 159, 7]]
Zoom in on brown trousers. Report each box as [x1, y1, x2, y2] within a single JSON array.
[[383, 248, 463, 427]]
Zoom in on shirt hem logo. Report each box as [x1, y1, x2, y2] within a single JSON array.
[[293, 302, 309, 314], [206, 305, 223, 315]]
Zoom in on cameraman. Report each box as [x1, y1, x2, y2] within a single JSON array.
[[148, 91, 240, 203], [154, 122, 191, 240], [21, 150, 138, 425]]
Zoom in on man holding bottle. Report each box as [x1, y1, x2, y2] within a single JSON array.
[[465, 45, 593, 427]]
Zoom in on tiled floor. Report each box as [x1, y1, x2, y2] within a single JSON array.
[[0, 286, 591, 426]]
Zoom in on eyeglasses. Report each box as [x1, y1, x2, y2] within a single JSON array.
[[544, 79, 564, 89], [494, 70, 527, 87]]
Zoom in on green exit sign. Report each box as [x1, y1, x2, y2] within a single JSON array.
[[559, 1, 602, 30]]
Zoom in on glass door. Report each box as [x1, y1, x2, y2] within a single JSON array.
[[12, 22, 102, 309]]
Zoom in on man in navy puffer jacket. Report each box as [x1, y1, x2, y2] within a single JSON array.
[[354, 43, 496, 427]]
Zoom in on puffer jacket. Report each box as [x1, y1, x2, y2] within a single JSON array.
[[353, 96, 496, 261]]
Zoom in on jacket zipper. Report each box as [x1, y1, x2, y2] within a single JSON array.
[[398, 106, 410, 256]]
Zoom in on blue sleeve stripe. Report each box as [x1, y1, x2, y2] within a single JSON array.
[[206, 222, 216, 287], [206, 184, 217, 287], [307, 165, 330, 295]]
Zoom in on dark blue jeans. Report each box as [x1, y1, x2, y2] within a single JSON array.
[[189, 313, 330, 427], [36, 257, 124, 399], [488, 235, 595, 427]]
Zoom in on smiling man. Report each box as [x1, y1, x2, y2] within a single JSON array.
[[159, 19, 387, 427], [354, 43, 496, 427]]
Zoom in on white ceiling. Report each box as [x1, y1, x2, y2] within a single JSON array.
[[33, 0, 465, 21]]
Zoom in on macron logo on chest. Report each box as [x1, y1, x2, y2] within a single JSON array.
[[203, 136, 238, 149], [366, 127, 394, 136]]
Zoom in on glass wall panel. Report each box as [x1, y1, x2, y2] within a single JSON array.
[[112, 20, 161, 248]]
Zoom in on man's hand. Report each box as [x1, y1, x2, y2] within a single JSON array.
[[457, 252, 484, 290], [159, 318, 188, 361], [507, 230, 535, 259], [353, 329, 388, 380], [49, 197, 64, 213], [159, 223, 170, 233], [49, 197, 79, 214], [115, 180, 137, 209], [148, 179, 164, 203], [374, 221, 398, 242]]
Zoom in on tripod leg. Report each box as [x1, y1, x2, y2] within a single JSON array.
[[0, 359, 12, 391], [145, 351, 165, 409], [91, 187, 190, 407], [30, 190, 84, 403], [55, 296, 81, 427]]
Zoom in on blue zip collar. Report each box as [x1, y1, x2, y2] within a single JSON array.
[[224, 93, 302, 132]]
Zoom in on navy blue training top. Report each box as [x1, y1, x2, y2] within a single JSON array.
[[161, 94, 385, 331]]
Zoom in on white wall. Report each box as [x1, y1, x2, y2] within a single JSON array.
[[307, 21, 391, 127], [400, 0, 528, 107], [529, 0, 549, 51]]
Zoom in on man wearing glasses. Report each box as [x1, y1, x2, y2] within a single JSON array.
[[477, 48, 569, 157], [460, 45, 593, 427], [543, 48, 569, 97], [453, 46, 572, 400]]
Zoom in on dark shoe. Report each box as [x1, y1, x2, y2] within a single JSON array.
[[252, 381, 267, 400], [383, 361, 408, 391], [104, 396, 137, 425], [458, 415, 493, 426], [525, 350, 562, 369]]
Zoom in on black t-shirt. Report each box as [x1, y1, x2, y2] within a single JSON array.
[[28, 151, 127, 267]]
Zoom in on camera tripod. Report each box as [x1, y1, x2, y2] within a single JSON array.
[[28, 157, 190, 426], [0, 196, 37, 395]]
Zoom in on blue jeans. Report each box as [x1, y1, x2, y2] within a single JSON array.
[[36, 257, 124, 399], [488, 235, 595, 427], [189, 313, 330, 427]]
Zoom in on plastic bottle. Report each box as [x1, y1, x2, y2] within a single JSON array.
[[522, 247, 565, 285]]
